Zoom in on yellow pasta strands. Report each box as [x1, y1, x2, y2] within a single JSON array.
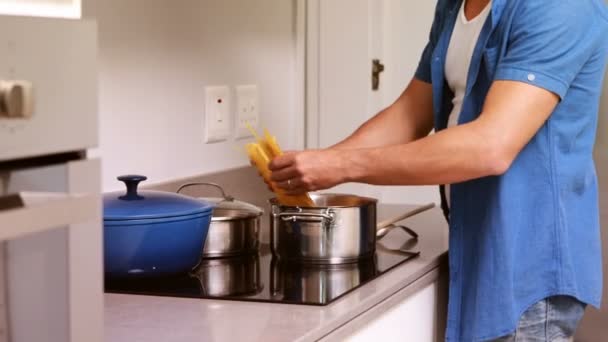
[[245, 126, 314, 207]]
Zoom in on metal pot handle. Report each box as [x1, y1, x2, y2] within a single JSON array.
[[376, 203, 435, 229], [275, 211, 335, 223], [177, 182, 235, 201], [376, 224, 419, 240]]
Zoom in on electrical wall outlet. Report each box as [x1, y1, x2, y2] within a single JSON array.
[[204, 86, 231, 143], [235, 85, 259, 139]]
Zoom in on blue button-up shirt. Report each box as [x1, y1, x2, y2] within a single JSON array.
[[415, 0, 608, 340]]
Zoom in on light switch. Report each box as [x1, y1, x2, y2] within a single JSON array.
[[235, 85, 259, 139], [204, 86, 231, 143]]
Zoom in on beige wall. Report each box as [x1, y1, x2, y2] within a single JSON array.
[[577, 68, 608, 340], [86, 0, 301, 191], [577, 5, 608, 338]]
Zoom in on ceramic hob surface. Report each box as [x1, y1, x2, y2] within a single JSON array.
[[105, 240, 420, 306]]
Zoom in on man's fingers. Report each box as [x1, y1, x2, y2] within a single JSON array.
[[271, 167, 299, 183], [276, 178, 307, 194], [269, 153, 296, 171]]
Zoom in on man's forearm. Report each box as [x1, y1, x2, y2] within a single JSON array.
[[339, 80, 559, 186], [342, 120, 507, 186]]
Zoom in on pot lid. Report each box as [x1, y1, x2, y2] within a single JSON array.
[[175, 182, 263, 221], [200, 198, 263, 221], [211, 208, 262, 221], [200, 197, 262, 214], [104, 175, 214, 221]]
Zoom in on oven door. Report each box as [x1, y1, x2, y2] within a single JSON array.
[[0, 15, 97, 162], [0, 159, 102, 342]]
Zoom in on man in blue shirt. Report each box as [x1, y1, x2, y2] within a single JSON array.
[[269, 0, 608, 340]]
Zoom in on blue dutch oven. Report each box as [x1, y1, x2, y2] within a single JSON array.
[[103, 175, 214, 278]]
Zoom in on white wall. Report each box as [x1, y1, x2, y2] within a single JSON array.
[[88, 0, 301, 191]]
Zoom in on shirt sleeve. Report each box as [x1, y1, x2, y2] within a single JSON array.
[[493, 1, 600, 99], [414, 0, 448, 84]]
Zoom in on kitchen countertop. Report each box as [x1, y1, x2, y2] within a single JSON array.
[[104, 204, 449, 342]]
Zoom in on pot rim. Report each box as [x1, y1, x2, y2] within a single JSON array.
[[104, 211, 212, 226], [211, 208, 263, 222], [269, 193, 378, 209]]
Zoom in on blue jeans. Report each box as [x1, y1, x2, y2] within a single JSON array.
[[491, 296, 586, 342]]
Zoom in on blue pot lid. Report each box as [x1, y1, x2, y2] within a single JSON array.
[[103, 175, 214, 221]]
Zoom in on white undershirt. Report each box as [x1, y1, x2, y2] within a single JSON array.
[[445, 0, 491, 206]]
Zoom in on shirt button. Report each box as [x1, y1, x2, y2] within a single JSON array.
[[527, 73, 536, 81]]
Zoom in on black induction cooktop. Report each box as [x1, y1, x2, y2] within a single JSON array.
[[105, 240, 420, 306]]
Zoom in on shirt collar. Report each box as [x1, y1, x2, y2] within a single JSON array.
[[451, 0, 506, 28]]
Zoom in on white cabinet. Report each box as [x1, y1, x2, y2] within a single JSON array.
[[0, 0, 80, 18], [345, 281, 446, 342], [323, 271, 448, 342]]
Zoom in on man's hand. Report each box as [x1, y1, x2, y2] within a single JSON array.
[[269, 150, 349, 194]]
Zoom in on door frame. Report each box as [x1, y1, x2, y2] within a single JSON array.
[[296, 0, 321, 149], [294, 0, 310, 150]]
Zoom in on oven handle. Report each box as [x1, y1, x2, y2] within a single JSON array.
[[0, 192, 99, 241]]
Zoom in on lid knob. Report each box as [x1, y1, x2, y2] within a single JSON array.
[[117, 175, 147, 200]]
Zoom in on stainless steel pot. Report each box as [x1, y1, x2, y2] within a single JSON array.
[[270, 257, 378, 303], [191, 254, 262, 297], [178, 183, 262, 258], [271, 194, 436, 265], [270, 193, 378, 264]]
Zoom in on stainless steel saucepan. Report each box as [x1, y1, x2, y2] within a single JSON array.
[[270, 193, 434, 264], [178, 183, 262, 258]]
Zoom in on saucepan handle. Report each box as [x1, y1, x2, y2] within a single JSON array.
[[375, 203, 435, 239], [177, 182, 234, 201], [377, 224, 419, 240], [275, 211, 335, 223], [376, 203, 435, 229]]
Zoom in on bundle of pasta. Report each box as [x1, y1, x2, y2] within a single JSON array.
[[246, 129, 314, 207]]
